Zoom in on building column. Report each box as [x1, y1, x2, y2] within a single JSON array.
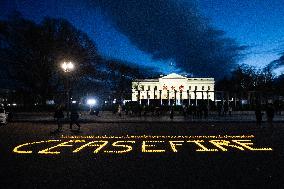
[[147, 90, 149, 106], [159, 90, 162, 106], [194, 90, 197, 106], [222, 91, 224, 106], [187, 90, 190, 105], [227, 92, 230, 107], [174, 90, 177, 106], [138, 90, 141, 105], [214, 91, 217, 106], [234, 93, 237, 109], [207, 90, 209, 108], [180, 90, 183, 105], [167, 90, 170, 106]]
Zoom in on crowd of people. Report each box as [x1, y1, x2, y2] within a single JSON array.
[[52, 101, 278, 132], [53, 105, 81, 132], [120, 103, 210, 119]]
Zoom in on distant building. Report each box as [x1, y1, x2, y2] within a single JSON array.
[[132, 73, 214, 105]]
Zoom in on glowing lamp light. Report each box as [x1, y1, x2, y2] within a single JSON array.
[[72, 100, 77, 104], [61, 61, 74, 72], [87, 99, 96, 106]]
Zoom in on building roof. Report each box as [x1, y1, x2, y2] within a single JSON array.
[[133, 73, 214, 82], [134, 79, 159, 82], [161, 73, 187, 79]]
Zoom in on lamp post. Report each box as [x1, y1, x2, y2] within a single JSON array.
[[61, 61, 74, 118]]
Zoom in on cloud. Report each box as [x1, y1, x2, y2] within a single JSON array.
[[86, 0, 245, 79], [4, 0, 246, 78], [266, 53, 284, 70]]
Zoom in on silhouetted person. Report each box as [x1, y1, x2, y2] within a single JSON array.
[[192, 105, 197, 119], [70, 109, 80, 130], [197, 105, 202, 119], [170, 107, 174, 120], [7, 111, 13, 122], [217, 103, 222, 116], [118, 105, 122, 117], [182, 105, 187, 118], [89, 108, 95, 115], [187, 105, 192, 116], [223, 103, 228, 116], [143, 105, 147, 116], [228, 105, 232, 116], [204, 105, 209, 119], [54, 106, 64, 131], [95, 109, 100, 116], [138, 105, 142, 117], [112, 106, 116, 114], [255, 106, 263, 127], [266, 103, 275, 130]]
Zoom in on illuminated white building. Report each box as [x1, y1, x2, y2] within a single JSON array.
[[132, 73, 214, 105]]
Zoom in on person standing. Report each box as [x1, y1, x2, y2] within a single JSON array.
[[255, 105, 263, 127], [223, 103, 228, 116], [228, 105, 233, 116], [266, 103, 275, 131], [118, 104, 122, 117], [170, 106, 174, 120], [70, 109, 80, 131], [54, 105, 64, 132], [182, 105, 187, 118], [192, 105, 196, 119], [204, 104, 209, 119]]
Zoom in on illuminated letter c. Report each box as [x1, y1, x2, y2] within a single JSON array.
[[13, 140, 61, 154]]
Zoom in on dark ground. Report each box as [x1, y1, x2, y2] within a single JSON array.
[[0, 122, 283, 188]]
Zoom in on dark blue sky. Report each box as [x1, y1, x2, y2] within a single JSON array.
[[1, 0, 284, 75], [197, 0, 284, 71]]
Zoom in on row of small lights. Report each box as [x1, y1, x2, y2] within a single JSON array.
[[60, 135, 255, 139]]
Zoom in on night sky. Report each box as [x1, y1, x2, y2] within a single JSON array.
[[1, 0, 284, 76]]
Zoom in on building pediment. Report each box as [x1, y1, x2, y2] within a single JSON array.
[[161, 73, 187, 79]]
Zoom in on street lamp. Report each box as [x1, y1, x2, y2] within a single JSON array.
[[87, 98, 96, 107], [61, 61, 74, 118], [61, 61, 74, 72]]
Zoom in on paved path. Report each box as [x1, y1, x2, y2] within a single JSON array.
[[0, 122, 283, 188], [11, 111, 284, 122]]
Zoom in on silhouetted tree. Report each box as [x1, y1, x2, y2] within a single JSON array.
[[103, 59, 159, 101], [0, 14, 101, 104], [217, 64, 276, 95]]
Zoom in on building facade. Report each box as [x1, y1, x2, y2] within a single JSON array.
[[132, 73, 214, 105]]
